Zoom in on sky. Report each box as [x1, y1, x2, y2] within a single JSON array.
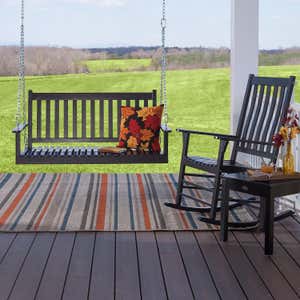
[[0, 0, 299, 49]]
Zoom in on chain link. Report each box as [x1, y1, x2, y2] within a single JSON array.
[[16, 0, 28, 147], [160, 0, 168, 126]]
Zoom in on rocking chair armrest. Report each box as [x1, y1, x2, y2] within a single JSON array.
[[217, 135, 275, 147], [177, 128, 237, 140], [12, 123, 28, 133], [161, 125, 172, 133]]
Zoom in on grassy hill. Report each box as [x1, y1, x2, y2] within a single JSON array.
[[0, 65, 299, 173], [85, 58, 152, 73]]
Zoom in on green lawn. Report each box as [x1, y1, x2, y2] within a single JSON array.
[[0, 65, 299, 173], [85, 58, 152, 73]]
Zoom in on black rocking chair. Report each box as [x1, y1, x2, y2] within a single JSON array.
[[165, 74, 296, 227]]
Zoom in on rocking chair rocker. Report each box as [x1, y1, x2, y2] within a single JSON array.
[[165, 74, 296, 227]]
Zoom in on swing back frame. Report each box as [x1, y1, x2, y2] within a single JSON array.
[[13, 90, 171, 164]]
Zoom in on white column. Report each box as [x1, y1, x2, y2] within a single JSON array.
[[231, 0, 259, 133]]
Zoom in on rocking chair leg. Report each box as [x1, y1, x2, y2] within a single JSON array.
[[164, 161, 188, 210], [175, 161, 186, 206], [165, 133, 191, 210], [210, 171, 221, 220]]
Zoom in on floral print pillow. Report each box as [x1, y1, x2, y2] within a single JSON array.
[[117, 105, 164, 152]]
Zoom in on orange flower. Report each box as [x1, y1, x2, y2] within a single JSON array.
[[279, 126, 289, 140], [137, 105, 164, 120], [127, 136, 138, 149], [140, 129, 154, 141], [120, 127, 129, 140], [121, 107, 135, 118], [140, 142, 150, 150], [291, 126, 300, 139], [119, 117, 125, 128], [137, 108, 150, 120]]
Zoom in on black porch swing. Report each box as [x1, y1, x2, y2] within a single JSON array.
[[13, 0, 171, 164]]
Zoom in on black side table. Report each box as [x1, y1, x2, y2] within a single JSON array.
[[220, 173, 298, 255]]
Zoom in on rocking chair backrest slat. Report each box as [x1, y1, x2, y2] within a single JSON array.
[[231, 75, 296, 163], [260, 85, 279, 144], [27, 91, 157, 145], [253, 85, 271, 142]]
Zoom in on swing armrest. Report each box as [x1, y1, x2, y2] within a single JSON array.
[[161, 125, 172, 133], [12, 123, 28, 133]]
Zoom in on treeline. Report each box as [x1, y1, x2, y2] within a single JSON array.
[[87, 46, 300, 69], [1, 45, 300, 76], [0, 46, 89, 76], [88, 46, 158, 59], [259, 48, 300, 66], [152, 47, 300, 70], [151, 47, 229, 70]]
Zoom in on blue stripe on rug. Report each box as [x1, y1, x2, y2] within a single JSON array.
[[0, 174, 12, 189], [127, 174, 135, 230], [10, 174, 46, 230], [61, 174, 81, 230]]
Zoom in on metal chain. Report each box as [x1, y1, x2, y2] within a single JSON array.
[[16, 0, 28, 146], [160, 0, 168, 126]]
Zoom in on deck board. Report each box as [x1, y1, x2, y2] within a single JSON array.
[[156, 232, 194, 300], [234, 231, 299, 300], [115, 232, 141, 300], [175, 231, 220, 300], [0, 217, 299, 299], [0, 233, 16, 263], [280, 217, 300, 242], [195, 231, 246, 300], [89, 233, 115, 300], [254, 230, 300, 297], [9, 233, 55, 300], [62, 233, 95, 300], [275, 222, 300, 267], [0, 233, 35, 299], [35, 233, 75, 300], [216, 231, 273, 300], [136, 232, 167, 300]]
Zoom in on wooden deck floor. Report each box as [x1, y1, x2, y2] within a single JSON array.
[[0, 217, 299, 300]]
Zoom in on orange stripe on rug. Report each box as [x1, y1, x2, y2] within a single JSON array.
[[163, 174, 189, 229], [96, 174, 108, 230], [34, 174, 62, 230], [137, 173, 151, 230], [0, 174, 36, 226]]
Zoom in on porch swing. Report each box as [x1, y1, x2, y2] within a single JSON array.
[[13, 0, 171, 164]]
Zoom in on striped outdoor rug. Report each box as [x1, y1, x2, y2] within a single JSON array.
[[0, 173, 255, 231]]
